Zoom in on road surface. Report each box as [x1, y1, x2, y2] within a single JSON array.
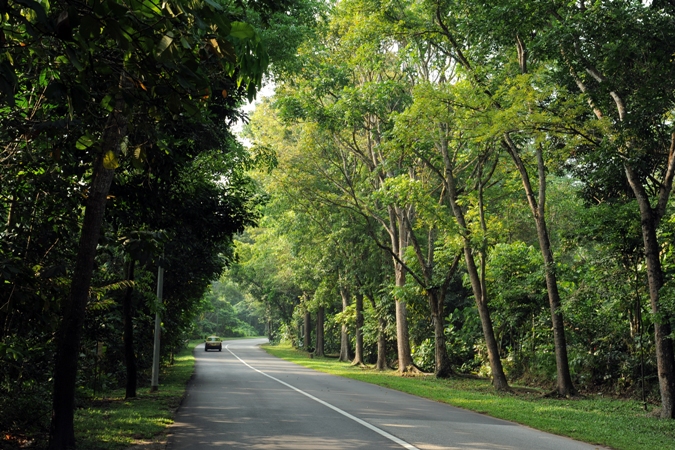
[[167, 338, 603, 449]]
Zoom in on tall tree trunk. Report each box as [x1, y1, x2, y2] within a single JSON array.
[[315, 306, 325, 357], [428, 288, 452, 378], [392, 208, 414, 373], [403, 212, 459, 378], [48, 86, 128, 449], [352, 291, 364, 365], [377, 316, 389, 371], [538, 220, 575, 396], [626, 164, 675, 419], [366, 293, 389, 370], [462, 240, 509, 390], [503, 139, 576, 396], [567, 36, 675, 412], [394, 261, 413, 372], [123, 259, 137, 399], [303, 310, 311, 351], [440, 138, 509, 391], [339, 286, 351, 362]]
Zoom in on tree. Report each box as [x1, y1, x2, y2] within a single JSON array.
[[270, 2, 421, 372], [554, 1, 675, 417], [2, 1, 269, 446]]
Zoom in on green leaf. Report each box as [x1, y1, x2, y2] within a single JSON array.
[[64, 47, 84, 71], [211, 13, 231, 35], [182, 100, 199, 117], [106, 2, 129, 17], [230, 22, 255, 40], [102, 151, 120, 170], [142, 0, 163, 15], [156, 34, 173, 56], [218, 39, 237, 63], [14, 0, 48, 25], [204, 0, 224, 11], [76, 134, 94, 150], [120, 137, 128, 157], [101, 94, 113, 112], [104, 21, 128, 49], [131, 146, 146, 169]]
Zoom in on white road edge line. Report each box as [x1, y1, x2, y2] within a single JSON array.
[[225, 345, 420, 450]]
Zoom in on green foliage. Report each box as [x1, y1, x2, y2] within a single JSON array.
[[194, 280, 262, 338], [1, 0, 319, 442], [71, 340, 199, 450], [236, 0, 675, 408]]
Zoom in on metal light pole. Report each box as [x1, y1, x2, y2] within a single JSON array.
[[150, 258, 164, 392]]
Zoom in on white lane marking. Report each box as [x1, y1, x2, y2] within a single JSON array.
[[225, 345, 420, 450]]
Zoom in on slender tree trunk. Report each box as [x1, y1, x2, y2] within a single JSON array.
[[339, 322, 350, 361], [626, 165, 675, 419], [352, 291, 364, 365], [303, 311, 311, 351], [339, 286, 351, 362], [403, 211, 459, 378], [440, 138, 509, 390], [394, 261, 413, 372], [429, 288, 452, 378], [123, 259, 137, 399], [48, 85, 128, 449], [504, 139, 575, 396], [463, 240, 509, 390], [315, 306, 325, 357], [377, 316, 389, 370], [537, 221, 575, 395], [393, 208, 414, 373]]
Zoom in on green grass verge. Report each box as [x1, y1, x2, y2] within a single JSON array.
[[262, 343, 675, 450], [73, 340, 200, 450], [75, 336, 262, 450], [73, 336, 266, 449]]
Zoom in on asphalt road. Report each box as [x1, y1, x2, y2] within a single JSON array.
[[166, 338, 604, 450]]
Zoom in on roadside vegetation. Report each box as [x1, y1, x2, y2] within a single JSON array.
[[228, 0, 675, 434], [5, 1, 675, 448], [71, 340, 199, 450], [263, 343, 675, 450], [72, 336, 264, 450], [0, 1, 318, 448]]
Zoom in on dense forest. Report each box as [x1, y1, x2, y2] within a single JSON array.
[[0, 0, 317, 448], [3, 0, 675, 448], [229, 0, 675, 423]]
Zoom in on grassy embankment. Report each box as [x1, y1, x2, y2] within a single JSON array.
[[262, 343, 675, 450], [73, 336, 262, 449]]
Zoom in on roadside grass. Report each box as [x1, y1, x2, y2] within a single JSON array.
[[73, 340, 200, 450], [73, 336, 266, 449], [262, 343, 675, 450]]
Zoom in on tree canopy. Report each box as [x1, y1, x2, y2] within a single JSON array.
[[233, 0, 675, 421], [3, 0, 675, 447]]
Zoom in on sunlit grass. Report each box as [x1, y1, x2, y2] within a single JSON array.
[[73, 340, 199, 450], [73, 336, 267, 449], [263, 343, 675, 450]]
